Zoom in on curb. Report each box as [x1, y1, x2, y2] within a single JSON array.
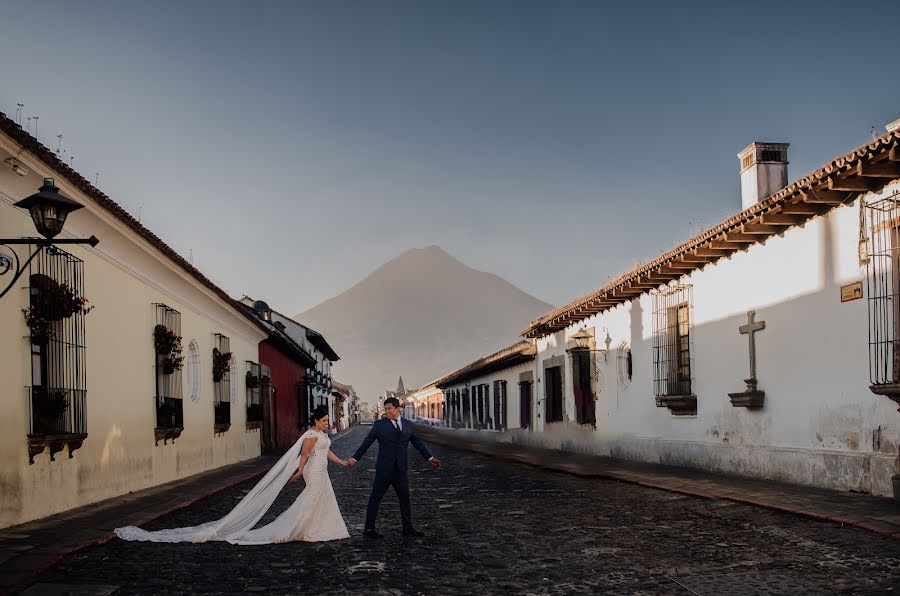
[[417, 427, 899, 539]]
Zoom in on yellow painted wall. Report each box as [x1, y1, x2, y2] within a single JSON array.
[[0, 137, 267, 528]]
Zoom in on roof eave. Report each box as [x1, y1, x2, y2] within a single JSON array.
[[523, 132, 900, 339]]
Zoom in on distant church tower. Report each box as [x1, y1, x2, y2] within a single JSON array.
[[396, 376, 406, 395]]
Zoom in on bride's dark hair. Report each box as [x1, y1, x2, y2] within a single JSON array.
[[311, 406, 329, 423]]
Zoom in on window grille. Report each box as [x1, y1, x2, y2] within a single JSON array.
[[518, 380, 532, 429], [571, 349, 596, 427], [652, 285, 694, 400], [545, 366, 563, 422], [865, 190, 900, 387], [213, 334, 231, 430], [27, 246, 88, 448], [246, 361, 262, 422], [154, 304, 183, 431]]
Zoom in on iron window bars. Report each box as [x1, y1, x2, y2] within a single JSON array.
[[154, 303, 184, 444], [652, 285, 694, 401], [865, 189, 900, 401], [213, 333, 231, 432], [246, 361, 262, 425], [571, 349, 597, 427], [26, 245, 88, 463]]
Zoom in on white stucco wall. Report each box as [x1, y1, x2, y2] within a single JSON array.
[[520, 189, 900, 496], [442, 359, 535, 431], [0, 138, 266, 527]]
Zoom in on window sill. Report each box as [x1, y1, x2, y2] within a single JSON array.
[[28, 433, 87, 464], [870, 384, 900, 409], [214, 423, 231, 435], [245, 421, 261, 431], [155, 427, 183, 445], [655, 394, 697, 415]]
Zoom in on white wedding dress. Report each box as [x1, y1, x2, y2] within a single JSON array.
[[114, 430, 350, 544]]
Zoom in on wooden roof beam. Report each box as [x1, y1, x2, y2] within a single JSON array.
[[760, 212, 807, 225], [694, 247, 732, 257], [626, 281, 660, 289], [828, 176, 878, 192], [640, 273, 672, 283], [741, 223, 785, 234], [723, 232, 757, 243], [709, 239, 750, 250], [800, 190, 848, 204], [656, 265, 690, 276], [781, 202, 828, 215], [679, 255, 713, 263], [859, 162, 900, 178]]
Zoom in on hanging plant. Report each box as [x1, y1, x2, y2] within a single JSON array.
[[154, 325, 184, 374], [246, 371, 260, 389], [34, 389, 69, 420], [35, 282, 92, 321], [23, 308, 54, 345], [213, 348, 232, 382]]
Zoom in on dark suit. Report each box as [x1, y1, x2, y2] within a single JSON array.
[[352, 417, 433, 531]]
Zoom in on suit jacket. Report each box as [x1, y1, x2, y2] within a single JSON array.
[[352, 417, 433, 477]]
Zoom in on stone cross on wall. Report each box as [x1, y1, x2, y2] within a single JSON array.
[[729, 310, 767, 408], [739, 310, 766, 381]]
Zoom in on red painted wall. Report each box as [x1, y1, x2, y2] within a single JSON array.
[[259, 341, 307, 449]]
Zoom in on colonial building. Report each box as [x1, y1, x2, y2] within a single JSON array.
[[410, 381, 445, 422], [331, 380, 359, 430], [237, 297, 318, 451], [438, 342, 535, 431], [0, 113, 269, 527], [436, 124, 900, 498], [268, 310, 340, 433]]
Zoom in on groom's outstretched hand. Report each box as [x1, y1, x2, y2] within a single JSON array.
[[429, 457, 442, 470], [346, 458, 357, 468]]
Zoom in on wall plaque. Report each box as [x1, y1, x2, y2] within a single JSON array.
[[840, 281, 863, 302]]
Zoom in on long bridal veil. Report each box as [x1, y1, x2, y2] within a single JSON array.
[[115, 438, 304, 543]]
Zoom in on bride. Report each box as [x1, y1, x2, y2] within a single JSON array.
[[115, 406, 351, 544]]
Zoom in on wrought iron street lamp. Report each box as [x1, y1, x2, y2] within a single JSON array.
[[0, 178, 99, 300], [569, 328, 593, 351]]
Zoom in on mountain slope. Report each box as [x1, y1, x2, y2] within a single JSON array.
[[294, 245, 553, 403]]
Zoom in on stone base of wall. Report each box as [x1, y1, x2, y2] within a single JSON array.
[[422, 425, 898, 498]]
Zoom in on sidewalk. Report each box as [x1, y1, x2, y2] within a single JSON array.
[[0, 427, 356, 594], [417, 426, 900, 538]]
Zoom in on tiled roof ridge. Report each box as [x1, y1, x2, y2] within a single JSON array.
[[438, 340, 535, 386], [0, 111, 267, 333], [524, 128, 900, 337]]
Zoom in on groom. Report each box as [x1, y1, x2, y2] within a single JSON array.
[[347, 397, 441, 539]]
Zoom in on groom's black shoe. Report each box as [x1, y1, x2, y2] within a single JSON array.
[[362, 529, 383, 539], [402, 528, 425, 537]]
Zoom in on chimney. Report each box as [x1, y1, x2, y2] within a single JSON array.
[[737, 142, 789, 209]]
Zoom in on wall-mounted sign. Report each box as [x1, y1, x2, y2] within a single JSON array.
[[840, 281, 863, 302]]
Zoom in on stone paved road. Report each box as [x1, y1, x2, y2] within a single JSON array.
[[24, 426, 900, 595]]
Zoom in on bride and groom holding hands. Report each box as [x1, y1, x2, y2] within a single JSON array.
[[115, 397, 442, 545]]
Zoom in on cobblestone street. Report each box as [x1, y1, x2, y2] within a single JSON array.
[[25, 426, 900, 595]]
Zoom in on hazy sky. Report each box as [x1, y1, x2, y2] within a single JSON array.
[[1, 0, 898, 313]]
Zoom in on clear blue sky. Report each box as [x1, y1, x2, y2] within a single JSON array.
[[1, 0, 898, 312]]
